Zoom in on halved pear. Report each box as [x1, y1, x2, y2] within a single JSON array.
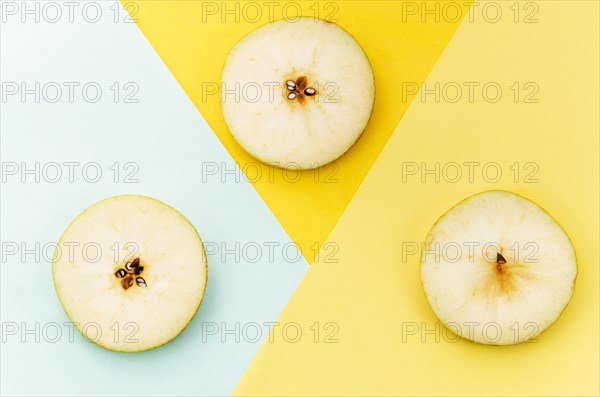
[[221, 17, 375, 169], [52, 195, 208, 352], [421, 191, 576, 345]]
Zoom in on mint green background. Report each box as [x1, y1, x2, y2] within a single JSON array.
[[0, 4, 307, 395]]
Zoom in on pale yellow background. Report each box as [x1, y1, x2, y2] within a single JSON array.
[[234, 1, 600, 395], [127, 0, 471, 263]]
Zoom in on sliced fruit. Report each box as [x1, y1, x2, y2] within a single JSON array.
[[52, 195, 207, 352], [221, 17, 375, 169], [420, 191, 577, 345]]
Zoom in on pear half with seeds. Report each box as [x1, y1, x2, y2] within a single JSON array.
[[221, 17, 375, 169], [52, 195, 207, 352], [421, 191, 576, 345]]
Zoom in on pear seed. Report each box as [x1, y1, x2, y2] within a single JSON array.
[[497, 253, 507, 264], [121, 275, 134, 290], [125, 257, 140, 272]]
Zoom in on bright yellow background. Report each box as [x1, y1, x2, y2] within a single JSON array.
[[126, 0, 470, 263], [233, 1, 600, 395]]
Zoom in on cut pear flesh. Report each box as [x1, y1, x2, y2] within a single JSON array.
[[52, 195, 208, 352], [221, 17, 375, 169], [421, 191, 576, 345]]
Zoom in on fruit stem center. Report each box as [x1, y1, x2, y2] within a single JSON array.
[[115, 257, 147, 290], [496, 253, 507, 273], [285, 76, 317, 104]]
